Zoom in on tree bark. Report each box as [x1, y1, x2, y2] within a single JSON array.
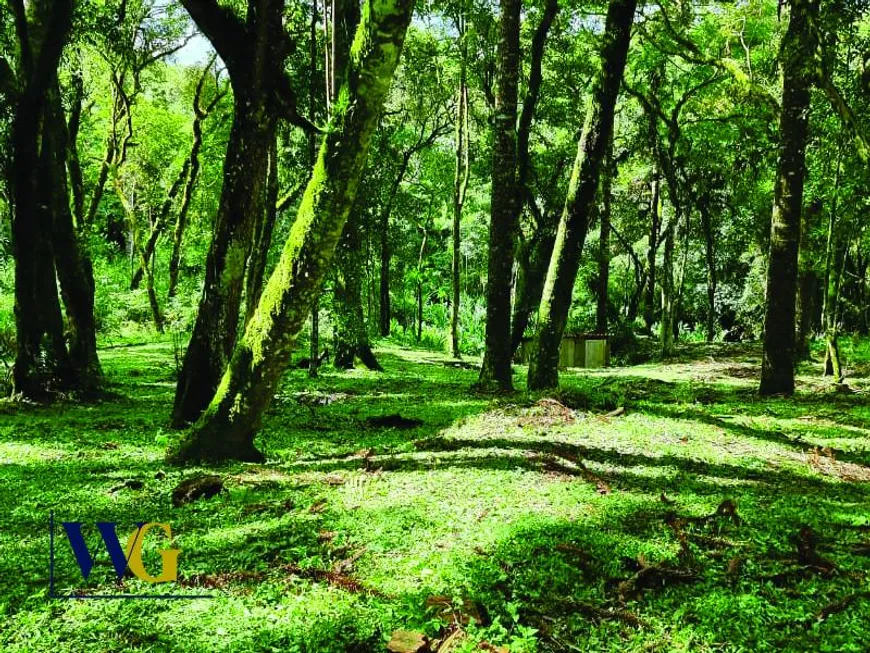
[[510, 214, 557, 352], [699, 197, 717, 343], [796, 200, 821, 356], [46, 84, 103, 386], [167, 0, 415, 463], [596, 143, 613, 334], [9, 0, 77, 396], [173, 0, 293, 426], [759, 0, 818, 396], [643, 174, 660, 332], [450, 15, 470, 359], [308, 0, 321, 377], [244, 135, 280, 324], [167, 63, 220, 299], [508, 0, 559, 354], [527, 0, 636, 390], [329, 0, 380, 371], [478, 0, 521, 391], [659, 218, 675, 356]]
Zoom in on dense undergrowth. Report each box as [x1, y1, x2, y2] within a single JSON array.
[[1, 340, 869, 652]]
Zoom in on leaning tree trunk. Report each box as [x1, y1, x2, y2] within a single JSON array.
[[759, 0, 817, 396], [510, 210, 558, 353], [172, 98, 276, 425], [507, 0, 558, 355], [478, 0, 521, 391], [167, 0, 416, 463], [172, 0, 315, 426], [527, 0, 636, 391]]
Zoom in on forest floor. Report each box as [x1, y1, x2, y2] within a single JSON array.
[[1, 339, 870, 652]]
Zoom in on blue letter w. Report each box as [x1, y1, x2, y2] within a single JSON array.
[[62, 522, 142, 580]]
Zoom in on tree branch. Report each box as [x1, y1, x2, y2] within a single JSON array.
[[180, 0, 248, 72]]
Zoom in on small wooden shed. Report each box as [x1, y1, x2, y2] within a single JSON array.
[[517, 333, 610, 369]]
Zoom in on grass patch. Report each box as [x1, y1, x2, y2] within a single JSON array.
[[1, 342, 869, 651]]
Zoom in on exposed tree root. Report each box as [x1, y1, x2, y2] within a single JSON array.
[[808, 591, 870, 625]]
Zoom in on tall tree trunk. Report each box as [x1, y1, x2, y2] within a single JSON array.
[[596, 143, 613, 334], [330, 0, 379, 370], [823, 166, 844, 379], [334, 212, 382, 370], [796, 200, 821, 356], [167, 62, 219, 300], [527, 0, 636, 391], [167, 0, 415, 463], [643, 174, 660, 332], [172, 0, 293, 426], [699, 198, 716, 343], [508, 0, 559, 354], [308, 0, 321, 377], [510, 210, 558, 352], [46, 85, 103, 385], [244, 135, 280, 324], [759, 0, 818, 396], [10, 0, 76, 397], [659, 218, 675, 356], [172, 98, 276, 425], [479, 0, 521, 390], [451, 16, 470, 359]]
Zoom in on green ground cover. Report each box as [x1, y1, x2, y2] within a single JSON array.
[[1, 341, 869, 652]]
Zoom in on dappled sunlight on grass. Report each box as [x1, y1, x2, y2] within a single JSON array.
[[2, 341, 870, 651]]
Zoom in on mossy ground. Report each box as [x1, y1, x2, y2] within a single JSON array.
[[1, 339, 869, 652]]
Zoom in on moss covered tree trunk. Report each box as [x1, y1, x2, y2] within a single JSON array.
[[327, 0, 379, 370], [508, 0, 558, 355], [173, 0, 302, 426], [510, 214, 557, 353], [759, 0, 818, 396], [527, 0, 636, 391], [244, 136, 280, 324], [167, 0, 416, 463], [478, 0, 521, 391]]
